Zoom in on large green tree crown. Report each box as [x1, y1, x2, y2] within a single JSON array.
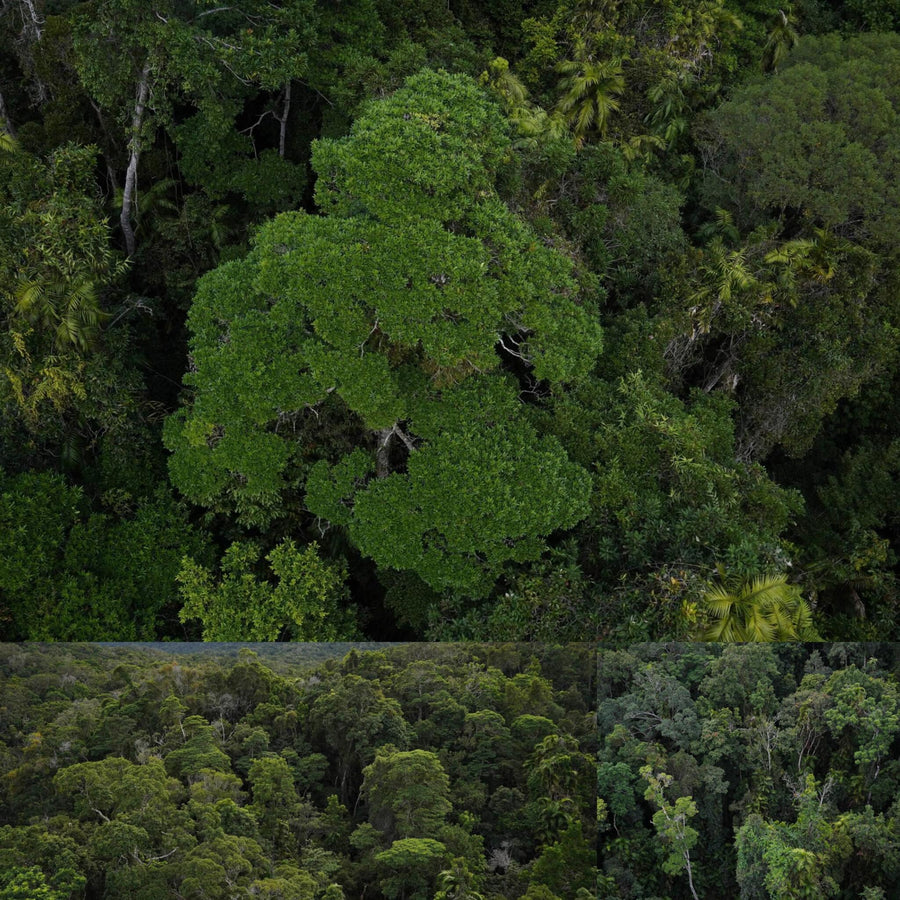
[[165, 67, 599, 595], [167, 68, 601, 461], [311, 69, 510, 225], [697, 32, 900, 249]]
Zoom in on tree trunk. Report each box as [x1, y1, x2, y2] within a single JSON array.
[[684, 852, 699, 900], [19, 0, 43, 42], [16, 0, 48, 103], [121, 62, 152, 258], [89, 100, 119, 195], [0, 86, 16, 140], [375, 426, 393, 479], [278, 80, 291, 158]]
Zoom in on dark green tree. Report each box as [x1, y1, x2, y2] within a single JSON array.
[[361, 749, 451, 842]]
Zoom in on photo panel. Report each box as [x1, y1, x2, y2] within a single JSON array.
[[596, 642, 900, 899], [0, 641, 598, 899]]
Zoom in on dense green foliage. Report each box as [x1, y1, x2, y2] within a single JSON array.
[[597, 643, 900, 898], [0, 643, 596, 900], [2, 1, 900, 639]]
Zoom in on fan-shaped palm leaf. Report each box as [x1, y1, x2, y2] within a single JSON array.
[[762, 8, 800, 73], [700, 572, 813, 641], [556, 44, 625, 146]]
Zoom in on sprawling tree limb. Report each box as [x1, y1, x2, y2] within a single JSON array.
[[278, 79, 291, 158], [121, 62, 152, 258], [391, 424, 417, 454], [133, 846, 179, 864], [375, 423, 417, 478]]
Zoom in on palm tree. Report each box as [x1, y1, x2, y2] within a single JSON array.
[[762, 8, 800, 73], [434, 858, 485, 900], [481, 56, 568, 154], [699, 569, 817, 641], [537, 796, 577, 845], [528, 733, 583, 799], [556, 39, 625, 147], [646, 75, 692, 146]]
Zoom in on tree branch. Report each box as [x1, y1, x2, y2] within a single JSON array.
[[278, 80, 291, 158]]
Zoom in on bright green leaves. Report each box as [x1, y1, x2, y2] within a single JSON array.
[[349, 420, 583, 592], [0, 867, 71, 900], [600, 646, 900, 898], [667, 212, 895, 461], [308, 377, 592, 596], [734, 777, 855, 900], [165, 722, 232, 781], [305, 450, 374, 528], [245, 200, 598, 405], [247, 755, 301, 843], [374, 838, 450, 900], [185, 259, 319, 423], [165, 405, 293, 526], [640, 768, 701, 898], [540, 370, 802, 636], [176, 834, 269, 900], [1, 643, 592, 897], [434, 857, 485, 900], [166, 193, 594, 529], [555, 46, 625, 146], [71, 0, 315, 213], [0, 469, 212, 640], [6, 137, 121, 346], [527, 733, 594, 804], [177, 539, 357, 641], [167, 68, 600, 598], [312, 69, 509, 225], [253, 211, 507, 388], [246, 866, 318, 900], [527, 821, 597, 898], [309, 675, 411, 806], [54, 757, 183, 822], [700, 572, 818, 642], [823, 669, 900, 776], [163, 255, 317, 523], [509, 0, 742, 157]]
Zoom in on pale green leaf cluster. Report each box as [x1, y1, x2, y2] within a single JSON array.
[[177, 539, 357, 641]]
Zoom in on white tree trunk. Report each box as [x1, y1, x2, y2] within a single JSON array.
[[684, 852, 700, 900], [8, 0, 47, 102], [19, 0, 43, 43], [375, 426, 393, 479], [121, 62, 152, 258]]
